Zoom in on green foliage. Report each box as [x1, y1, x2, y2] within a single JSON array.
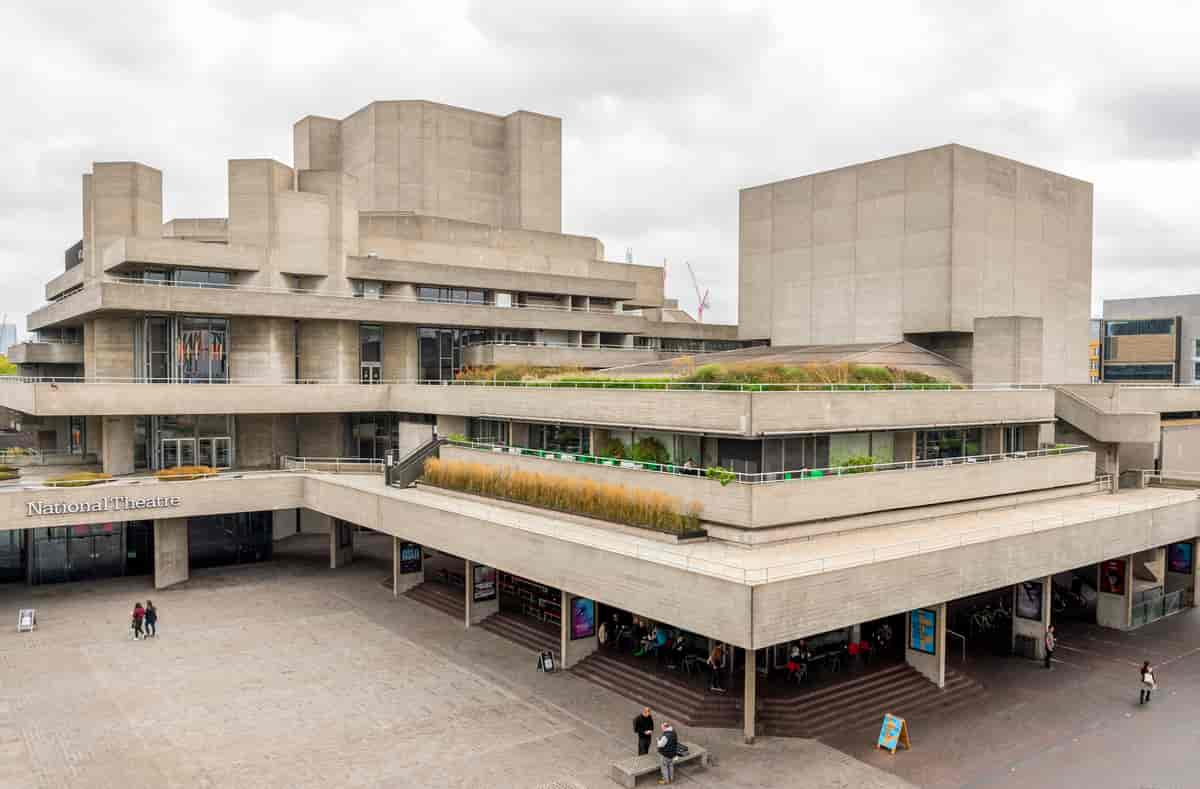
[[599, 438, 629, 459], [44, 471, 112, 487], [446, 433, 469, 444], [0, 355, 16, 376], [705, 466, 736, 486], [630, 436, 670, 465], [838, 455, 878, 474]]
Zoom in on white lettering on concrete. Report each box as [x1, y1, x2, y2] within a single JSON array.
[[26, 495, 183, 518]]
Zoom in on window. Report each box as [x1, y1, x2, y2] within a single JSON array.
[[916, 429, 983, 461], [529, 424, 589, 455], [468, 418, 509, 445], [1102, 364, 1175, 382], [417, 286, 490, 305], [360, 324, 382, 383], [139, 268, 232, 288], [352, 280, 383, 299], [1106, 319, 1175, 336], [176, 317, 228, 383]]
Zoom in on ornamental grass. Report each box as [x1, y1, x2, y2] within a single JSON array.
[[423, 457, 703, 535], [155, 465, 218, 481], [44, 471, 113, 487]]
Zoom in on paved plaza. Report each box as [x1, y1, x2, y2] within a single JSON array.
[[0, 533, 912, 789]]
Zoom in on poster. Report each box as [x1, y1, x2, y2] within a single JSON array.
[[1168, 542, 1194, 575], [909, 608, 936, 655], [472, 565, 496, 602], [1016, 581, 1043, 620], [876, 713, 910, 753], [1100, 559, 1126, 595], [570, 597, 595, 640], [399, 542, 422, 575]]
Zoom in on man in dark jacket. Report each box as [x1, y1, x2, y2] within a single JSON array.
[[633, 707, 654, 755], [656, 721, 679, 784]]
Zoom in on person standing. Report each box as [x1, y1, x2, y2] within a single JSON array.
[[1140, 661, 1157, 704], [131, 602, 146, 641], [656, 721, 679, 784], [707, 643, 726, 693], [633, 706, 654, 755], [144, 600, 158, 638], [1043, 625, 1056, 669]]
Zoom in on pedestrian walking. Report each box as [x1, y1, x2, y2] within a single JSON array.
[[144, 599, 158, 638], [633, 706, 654, 755], [131, 602, 145, 640], [1139, 661, 1157, 704], [1043, 625, 1055, 669], [656, 721, 679, 784], [707, 643, 726, 693]]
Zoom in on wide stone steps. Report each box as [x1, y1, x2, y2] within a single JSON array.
[[404, 582, 465, 620], [479, 612, 560, 660], [571, 652, 741, 729], [759, 664, 987, 739]]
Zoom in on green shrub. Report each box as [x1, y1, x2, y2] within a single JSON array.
[[599, 439, 629, 459], [630, 436, 670, 465], [837, 455, 878, 474], [44, 471, 113, 487], [705, 466, 737, 486], [446, 433, 469, 444]]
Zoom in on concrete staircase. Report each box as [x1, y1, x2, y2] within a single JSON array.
[[405, 582, 465, 620], [571, 651, 741, 729], [479, 611, 560, 660], [758, 664, 987, 739]]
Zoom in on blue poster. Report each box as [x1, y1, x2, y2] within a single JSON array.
[[1168, 542, 1193, 575], [909, 609, 936, 655]]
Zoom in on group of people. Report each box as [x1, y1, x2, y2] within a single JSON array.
[[598, 614, 729, 693], [130, 600, 159, 640], [632, 707, 682, 784]]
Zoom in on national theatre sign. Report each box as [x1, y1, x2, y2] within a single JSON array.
[[26, 495, 182, 517]]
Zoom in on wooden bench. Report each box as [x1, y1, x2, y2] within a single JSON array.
[[610, 743, 709, 787]]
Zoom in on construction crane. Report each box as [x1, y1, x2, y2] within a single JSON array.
[[685, 262, 711, 323]]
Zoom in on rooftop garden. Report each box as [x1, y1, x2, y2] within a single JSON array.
[[454, 361, 951, 389], [421, 457, 704, 536]]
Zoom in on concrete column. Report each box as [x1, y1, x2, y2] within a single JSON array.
[[1097, 556, 1133, 630], [1109, 445, 1120, 493], [100, 415, 134, 476], [329, 519, 354, 569], [392, 538, 424, 597], [1011, 576, 1052, 659], [464, 559, 498, 627], [559, 591, 600, 668], [743, 649, 757, 744], [905, 604, 947, 688], [153, 518, 189, 589]]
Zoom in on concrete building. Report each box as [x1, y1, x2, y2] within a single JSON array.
[[0, 322, 16, 356], [2, 103, 1200, 744], [739, 145, 1094, 384]]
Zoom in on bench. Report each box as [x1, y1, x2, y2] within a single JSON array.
[[610, 743, 709, 788]]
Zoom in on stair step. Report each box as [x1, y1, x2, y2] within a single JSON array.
[[759, 663, 914, 713], [479, 614, 560, 656], [571, 651, 740, 729], [404, 584, 465, 619]]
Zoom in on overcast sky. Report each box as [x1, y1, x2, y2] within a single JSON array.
[[2, 1, 1197, 332]]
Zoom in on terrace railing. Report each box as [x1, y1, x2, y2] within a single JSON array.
[[442, 440, 1090, 485], [280, 456, 385, 474]]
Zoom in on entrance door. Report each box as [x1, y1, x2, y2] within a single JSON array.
[[198, 437, 232, 469], [64, 525, 123, 581], [161, 438, 197, 468]]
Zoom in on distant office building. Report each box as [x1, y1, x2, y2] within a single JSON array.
[[1101, 295, 1200, 382], [0, 323, 16, 356], [1088, 318, 1101, 383]]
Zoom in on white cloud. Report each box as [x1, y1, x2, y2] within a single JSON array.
[[1, 0, 1199, 331]]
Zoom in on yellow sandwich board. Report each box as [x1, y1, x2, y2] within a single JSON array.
[[876, 713, 911, 754]]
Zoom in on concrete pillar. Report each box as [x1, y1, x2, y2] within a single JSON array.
[[1109, 445, 1120, 493], [1011, 576, 1052, 658], [559, 591, 600, 668], [153, 518, 189, 589], [905, 604, 946, 688], [101, 415, 135, 476], [329, 519, 354, 569], [392, 538, 424, 597], [1097, 556, 1133, 630], [464, 559, 498, 627], [743, 649, 757, 744]]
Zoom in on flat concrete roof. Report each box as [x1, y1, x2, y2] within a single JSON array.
[[331, 475, 1195, 586]]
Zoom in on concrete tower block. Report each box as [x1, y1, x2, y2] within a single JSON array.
[[228, 159, 297, 288], [972, 316, 1044, 384], [294, 115, 341, 172], [84, 162, 163, 279], [297, 170, 359, 292], [503, 111, 562, 233]]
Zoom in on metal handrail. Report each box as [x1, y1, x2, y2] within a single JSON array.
[[443, 439, 1091, 485], [0, 374, 1053, 392], [946, 629, 967, 663], [279, 456, 384, 474], [75, 276, 627, 315], [463, 339, 659, 351]]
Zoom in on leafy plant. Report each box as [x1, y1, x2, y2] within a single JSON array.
[[155, 465, 218, 481], [630, 436, 670, 465], [422, 457, 703, 535], [705, 466, 736, 486], [445, 433, 469, 444], [837, 455, 878, 474], [599, 438, 629, 459]]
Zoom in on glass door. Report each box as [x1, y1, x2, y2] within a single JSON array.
[[161, 438, 197, 468], [198, 437, 232, 469]]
